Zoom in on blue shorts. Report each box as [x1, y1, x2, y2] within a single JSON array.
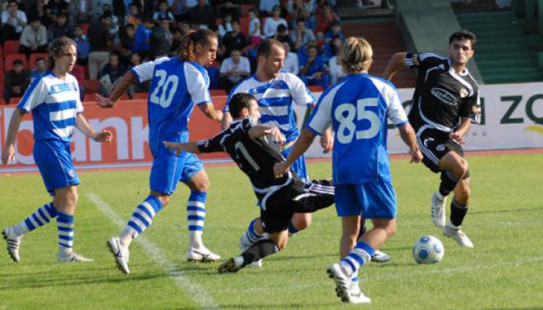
[[335, 181, 397, 219], [150, 146, 203, 195], [34, 139, 79, 196], [282, 146, 308, 182]]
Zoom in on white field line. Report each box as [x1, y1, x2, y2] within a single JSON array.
[[87, 193, 220, 310]]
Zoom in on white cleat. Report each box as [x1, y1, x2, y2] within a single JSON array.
[[186, 247, 221, 263], [2, 226, 22, 263], [107, 237, 130, 274], [371, 250, 391, 263], [431, 192, 447, 228], [327, 263, 370, 304], [57, 251, 94, 263], [444, 225, 474, 248]]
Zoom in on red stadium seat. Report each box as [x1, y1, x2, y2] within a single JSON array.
[[4, 54, 28, 72], [81, 79, 100, 94], [239, 17, 250, 36], [72, 64, 86, 80], [132, 92, 148, 99], [241, 4, 254, 17], [308, 85, 324, 93], [80, 23, 90, 34], [28, 53, 49, 69], [210, 89, 227, 97], [3, 40, 20, 55]]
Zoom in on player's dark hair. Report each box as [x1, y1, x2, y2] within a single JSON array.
[[257, 39, 284, 58], [449, 30, 477, 49], [179, 29, 217, 62], [229, 93, 257, 119], [48, 36, 76, 70]]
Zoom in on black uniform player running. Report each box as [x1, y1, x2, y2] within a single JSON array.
[[383, 30, 480, 248], [164, 93, 335, 272]]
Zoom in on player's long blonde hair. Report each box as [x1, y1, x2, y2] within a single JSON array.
[[340, 37, 373, 74]]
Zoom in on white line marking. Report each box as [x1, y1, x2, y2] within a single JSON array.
[[87, 193, 220, 310]]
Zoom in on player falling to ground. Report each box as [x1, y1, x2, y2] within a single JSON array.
[[221, 39, 390, 265], [164, 93, 335, 273], [2, 37, 113, 263], [383, 30, 480, 248], [95, 29, 224, 274], [274, 37, 422, 304]]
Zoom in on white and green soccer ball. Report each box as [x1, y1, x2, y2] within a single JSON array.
[[413, 235, 444, 264]]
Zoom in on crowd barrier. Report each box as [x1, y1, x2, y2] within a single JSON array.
[[1, 82, 542, 172]]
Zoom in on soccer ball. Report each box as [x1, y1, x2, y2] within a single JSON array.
[[412, 235, 444, 264]]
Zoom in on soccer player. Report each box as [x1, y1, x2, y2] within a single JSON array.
[[220, 39, 334, 264], [2, 37, 113, 263], [382, 30, 480, 247], [95, 29, 224, 274], [164, 93, 335, 273], [274, 37, 422, 303]]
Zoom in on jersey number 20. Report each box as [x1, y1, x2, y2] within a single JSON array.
[[150, 70, 179, 108], [335, 98, 380, 144]]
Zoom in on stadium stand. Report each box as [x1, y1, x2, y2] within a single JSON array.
[[4, 54, 28, 72]]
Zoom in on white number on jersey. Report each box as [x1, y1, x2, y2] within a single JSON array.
[[335, 98, 380, 144], [150, 69, 179, 108], [234, 141, 260, 171]]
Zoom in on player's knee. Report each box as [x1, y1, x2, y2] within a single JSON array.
[[292, 214, 311, 231], [386, 222, 397, 238], [152, 193, 170, 206], [454, 159, 469, 178]]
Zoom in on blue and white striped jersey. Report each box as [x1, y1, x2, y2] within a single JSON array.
[[131, 56, 212, 155], [224, 72, 315, 142], [307, 73, 408, 184], [17, 71, 83, 141]]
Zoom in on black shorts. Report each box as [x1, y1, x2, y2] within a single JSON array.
[[260, 179, 335, 234], [417, 127, 464, 173]]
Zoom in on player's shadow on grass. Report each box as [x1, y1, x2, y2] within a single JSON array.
[[470, 206, 543, 215], [0, 272, 167, 291], [165, 301, 343, 310], [265, 252, 338, 262]]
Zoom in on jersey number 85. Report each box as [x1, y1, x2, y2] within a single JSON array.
[[335, 98, 381, 144]]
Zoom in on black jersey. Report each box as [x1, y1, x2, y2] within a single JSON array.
[[405, 53, 480, 132], [197, 118, 305, 194]]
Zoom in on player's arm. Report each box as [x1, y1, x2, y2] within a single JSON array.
[[164, 130, 226, 155], [75, 113, 113, 142], [307, 104, 334, 154], [274, 128, 317, 178], [95, 70, 137, 108], [450, 118, 472, 144], [382, 52, 409, 81], [198, 102, 223, 122], [163, 141, 201, 155], [249, 124, 285, 144], [221, 111, 233, 130], [1, 108, 25, 164], [397, 123, 423, 163]]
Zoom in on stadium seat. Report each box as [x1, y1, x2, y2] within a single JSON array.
[[9, 97, 22, 105], [80, 23, 90, 34], [3, 40, 20, 55], [241, 4, 254, 17], [307, 85, 324, 93], [81, 79, 100, 94], [210, 89, 227, 97], [28, 53, 49, 68], [72, 64, 86, 80], [132, 92, 148, 99], [4, 54, 28, 72]]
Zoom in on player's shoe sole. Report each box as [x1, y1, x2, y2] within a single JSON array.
[[107, 237, 130, 274], [57, 251, 94, 263], [326, 263, 352, 303]]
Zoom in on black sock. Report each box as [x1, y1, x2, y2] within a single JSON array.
[[450, 200, 468, 227], [357, 220, 367, 240], [439, 171, 460, 197], [241, 239, 279, 267]]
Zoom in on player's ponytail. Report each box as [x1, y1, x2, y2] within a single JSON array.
[[340, 37, 373, 74], [179, 29, 217, 62], [48, 36, 76, 70]]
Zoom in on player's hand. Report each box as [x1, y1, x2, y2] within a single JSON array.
[[320, 129, 334, 154], [449, 132, 464, 144], [93, 130, 113, 143], [273, 162, 289, 179], [1, 144, 15, 165], [95, 93, 115, 108], [163, 141, 183, 156], [266, 126, 285, 147], [409, 148, 423, 164]]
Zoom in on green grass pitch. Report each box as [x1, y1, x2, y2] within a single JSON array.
[[1, 153, 542, 309]]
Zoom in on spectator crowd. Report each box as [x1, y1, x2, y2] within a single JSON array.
[[0, 0, 345, 104]]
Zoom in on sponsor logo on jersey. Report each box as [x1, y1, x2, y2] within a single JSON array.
[[460, 88, 469, 98], [430, 87, 457, 106], [423, 137, 434, 147], [436, 144, 446, 151]]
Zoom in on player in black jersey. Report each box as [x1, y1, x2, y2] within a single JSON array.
[[383, 30, 480, 248], [164, 93, 335, 273]]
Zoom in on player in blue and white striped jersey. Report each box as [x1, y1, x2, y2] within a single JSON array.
[[2, 37, 113, 263], [96, 29, 224, 274], [274, 37, 422, 304], [221, 39, 333, 263]]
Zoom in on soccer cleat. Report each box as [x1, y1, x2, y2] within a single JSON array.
[[444, 225, 474, 248], [2, 226, 22, 263], [431, 192, 447, 228], [57, 251, 94, 263], [218, 256, 244, 273], [371, 250, 391, 263], [186, 247, 221, 263], [107, 237, 130, 274], [327, 263, 354, 303], [346, 282, 372, 304]]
